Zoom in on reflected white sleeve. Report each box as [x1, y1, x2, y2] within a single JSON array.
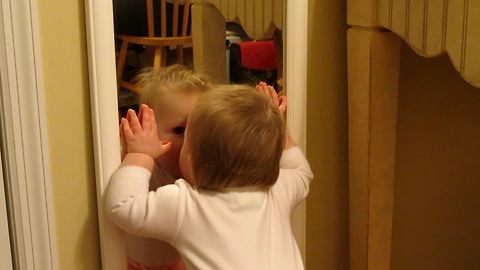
[[104, 166, 183, 242]]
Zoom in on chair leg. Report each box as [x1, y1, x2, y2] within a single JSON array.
[[145, 47, 155, 66], [176, 45, 184, 64], [116, 40, 129, 91], [162, 47, 168, 67], [153, 47, 163, 69]]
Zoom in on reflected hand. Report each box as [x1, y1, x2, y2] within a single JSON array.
[[256, 82, 294, 149], [255, 81, 287, 118], [119, 120, 127, 160], [121, 104, 171, 159]]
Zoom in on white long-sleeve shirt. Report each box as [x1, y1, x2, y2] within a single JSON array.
[[105, 147, 313, 270], [124, 163, 180, 267]]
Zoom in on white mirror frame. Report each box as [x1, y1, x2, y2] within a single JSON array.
[[85, 1, 308, 269]]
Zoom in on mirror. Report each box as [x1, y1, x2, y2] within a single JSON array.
[[84, 1, 308, 269], [113, 2, 284, 268], [112, 0, 284, 117]]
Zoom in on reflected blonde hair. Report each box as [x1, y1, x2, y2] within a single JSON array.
[[187, 85, 285, 190], [137, 65, 211, 117]]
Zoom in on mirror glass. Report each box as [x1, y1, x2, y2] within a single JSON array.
[[113, 0, 284, 116], [111, 0, 284, 268]]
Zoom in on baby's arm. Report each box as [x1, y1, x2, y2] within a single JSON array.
[[277, 146, 313, 207], [105, 105, 181, 240], [105, 167, 182, 240], [256, 82, 313, 206]]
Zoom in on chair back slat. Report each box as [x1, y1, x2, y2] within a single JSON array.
[[181, 0, 190, 36], [146, 0, 155, 36], [144, 0, 191, 38], [172, 0, 179, 37], [161, 0, 167, 37]]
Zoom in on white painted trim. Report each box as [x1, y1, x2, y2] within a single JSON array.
[[84, 1, 127, 269], [286, 0, 309, 261], [0, 0, 58, 269], [85, 0, 309, 268]]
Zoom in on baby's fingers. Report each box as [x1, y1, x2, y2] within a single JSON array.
[[267, 85, 278, 103], [119, 121, 127, 143], [256, 81, 267, 88], [256, 81, 268, 93], [141, 108, 158, 135], [141, 106, 152, 131], [127, 109, 142, 134], [119, 122, 127, 159], [121, 118, 134, 139], [138, 104, 146, 124], [149, 108, 158, 133], [256, 84, 268, 98]]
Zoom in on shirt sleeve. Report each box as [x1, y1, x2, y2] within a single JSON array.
[[272, 147, 314, 210], [104, 166, 184, 243]]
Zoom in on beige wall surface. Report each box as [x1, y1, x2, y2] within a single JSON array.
[[306, 0, 349, 269], [392, 44, 480, 270], [37, 0, 101, 269]]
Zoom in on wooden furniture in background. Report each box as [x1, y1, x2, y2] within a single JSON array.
[[191, 0, 283, 83], [194, 0, 283, 39], [116, 0, 192, 94], [347, 1, 480, 270]]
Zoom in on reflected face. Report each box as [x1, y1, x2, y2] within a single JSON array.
[[155, 92, 199, 178]]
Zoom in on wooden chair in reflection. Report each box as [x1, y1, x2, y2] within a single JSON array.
[[116, 0, 192, 94]]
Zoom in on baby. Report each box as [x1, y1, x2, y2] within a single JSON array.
[[120, 65, 211, 270], [107, 83, 313, 269]]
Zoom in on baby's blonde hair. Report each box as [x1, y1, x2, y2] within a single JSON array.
[[137, 65, 211, 117], [187, 84, 285, 190]]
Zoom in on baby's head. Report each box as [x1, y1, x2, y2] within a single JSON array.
[[137, 65, 211, 178], [179, 85, 285, 190]]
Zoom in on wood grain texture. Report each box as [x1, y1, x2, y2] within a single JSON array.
[[464, 0, 480, 83], [192, 0, 282, 39], [348, 0, 480, 87], [191, 3, 227, 83], [348, 0, 376, 26], [373, 0, 480, 87], [425, 0, 445, 54], [347, 27, 401, 270], [391, 0, 408, 39]]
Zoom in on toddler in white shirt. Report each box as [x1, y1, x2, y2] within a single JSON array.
[[106, 83, 313, 270]]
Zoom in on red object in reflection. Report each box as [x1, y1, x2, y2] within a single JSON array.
[[238, 40, 277, 70]]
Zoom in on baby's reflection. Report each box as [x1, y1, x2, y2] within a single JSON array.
[[120, 65, 210, 270], [109, 65, 311, 270]]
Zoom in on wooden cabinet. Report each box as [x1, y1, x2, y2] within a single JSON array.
[[347, 1, 480, 270]]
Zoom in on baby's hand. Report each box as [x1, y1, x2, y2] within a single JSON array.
[[119, 120, 127, 160], [121, 104, 171, 159], [255, 81, 287, 118]]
